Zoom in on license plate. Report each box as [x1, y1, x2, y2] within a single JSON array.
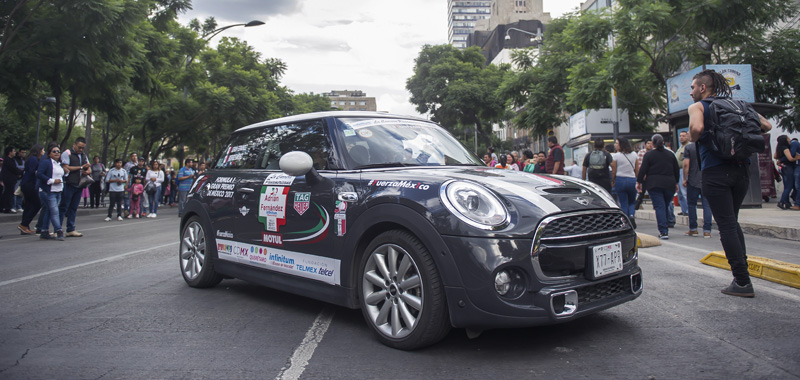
[[592, 242, 623, 278]]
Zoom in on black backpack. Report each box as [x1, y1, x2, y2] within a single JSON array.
[[700, 97, 765, 160]]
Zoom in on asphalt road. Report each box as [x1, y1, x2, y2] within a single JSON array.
[[0, 206, 798, 380]]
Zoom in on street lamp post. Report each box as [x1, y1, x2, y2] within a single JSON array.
[[504, 27, 543, 45], [179, 20, 265, 163], [183, 20, 265, 102], [35, 96, 56, 145]]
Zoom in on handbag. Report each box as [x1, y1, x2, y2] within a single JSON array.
[[78, 174, 95, 188], [14, 185, 23, 197], [144, 181, 157, 195]]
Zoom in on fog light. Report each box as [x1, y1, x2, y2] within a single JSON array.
[[495, 271, 511, 295]]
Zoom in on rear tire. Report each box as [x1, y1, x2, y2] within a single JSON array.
[[180, 216, 223, 288], [358, 230, 451, 350]]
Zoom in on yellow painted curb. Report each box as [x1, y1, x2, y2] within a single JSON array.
[[636, 233, 662, 248], [700, 251, 800, 289]]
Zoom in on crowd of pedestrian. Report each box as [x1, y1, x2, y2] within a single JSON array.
[[0, 136, 203, 241]]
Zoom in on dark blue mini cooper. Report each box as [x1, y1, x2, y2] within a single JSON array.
[[180, 111, 642, 350]]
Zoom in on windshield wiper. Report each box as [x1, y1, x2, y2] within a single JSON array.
[[353, 162, 422, 169]]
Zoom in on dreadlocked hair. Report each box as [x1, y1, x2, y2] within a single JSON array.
[[693, 69, 732, 98]]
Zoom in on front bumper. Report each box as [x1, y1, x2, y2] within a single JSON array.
[[440, 233, 642, 329]]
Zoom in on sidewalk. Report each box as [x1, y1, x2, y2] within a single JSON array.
[[635, 201, 800, 242]]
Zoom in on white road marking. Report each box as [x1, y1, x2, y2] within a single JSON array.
[[0, 217, 174, 242], [639, 251, 800, 302], [275, 307, 335, 380], [0, 242, 177, 287]]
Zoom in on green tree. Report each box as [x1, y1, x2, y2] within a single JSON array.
[[406, 45, 510, 147]]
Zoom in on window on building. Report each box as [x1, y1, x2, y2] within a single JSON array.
[[358, 101, 366, 106], [339, 101, 345, 105]]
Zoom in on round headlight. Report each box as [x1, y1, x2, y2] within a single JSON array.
[[440, 180, 509, 230]]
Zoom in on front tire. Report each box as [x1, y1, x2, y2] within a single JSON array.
[[180, 216, 223, 288], [358, 230, 450, 350]]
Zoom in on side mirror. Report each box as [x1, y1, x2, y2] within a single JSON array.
[[279, 151, 313, 176], [279, 151, 326, 187]]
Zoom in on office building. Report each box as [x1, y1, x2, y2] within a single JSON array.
[[324, 90, 377, 112]]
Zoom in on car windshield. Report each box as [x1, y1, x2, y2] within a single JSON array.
[[334, 117, 483, 169]]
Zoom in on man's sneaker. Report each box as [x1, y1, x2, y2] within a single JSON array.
[[791, 205, 800, 210], [703, 232, 711, 238], [685, 230, 698, 237], [658, 233, 669, 240], [104, 217, 112, 222], [721, 280, 754, 298], [66, 231, 83, 237], [117, 216, 124, 221], [56, 230, 65, 241], [127, 214, 132, 219], [18, 225, 34, 235], [40, 232, 54, 240], [151, 213, 157, 218]]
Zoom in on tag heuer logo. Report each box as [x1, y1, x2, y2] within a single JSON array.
[[573, 197, 590, 206], [239, 206, 250, 216], [294, 192, 310, 215]]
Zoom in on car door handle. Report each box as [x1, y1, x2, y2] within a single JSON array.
[[338, 192, 358, 202], [237, 187, 255, 193]]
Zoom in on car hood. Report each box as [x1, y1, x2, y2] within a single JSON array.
[[363, 166, 618, 214]]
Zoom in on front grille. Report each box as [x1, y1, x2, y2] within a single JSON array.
[[542, 212, 627, 238], [577, 277, 628, 304]]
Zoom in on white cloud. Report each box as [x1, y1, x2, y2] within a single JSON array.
[[180, 0, 582, 117]]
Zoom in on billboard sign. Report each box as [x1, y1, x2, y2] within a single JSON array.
[[666, 64, 755, 114]]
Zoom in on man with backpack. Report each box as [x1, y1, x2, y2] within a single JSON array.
[[582, 139, 616, 193], [688, 69, 772, 298]]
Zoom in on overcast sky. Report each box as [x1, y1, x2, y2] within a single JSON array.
[[178, 0, 583, 117]]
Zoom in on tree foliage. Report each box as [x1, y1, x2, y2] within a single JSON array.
[[499, 0, 800, 135], [406, 45, 510, 147], [0, 1, 336, 161]]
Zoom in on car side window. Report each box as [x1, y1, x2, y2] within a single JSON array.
[[214, 120, 331, 170]]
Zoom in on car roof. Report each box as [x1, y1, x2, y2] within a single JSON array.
[[233, 111, 431, 134]]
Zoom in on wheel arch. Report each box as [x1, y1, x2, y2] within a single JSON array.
[[342, 203, 463, 295]]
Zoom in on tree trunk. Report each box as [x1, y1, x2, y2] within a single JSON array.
[[122, 134, 132, 161], [84, 110, 92, 157], [59, 95, 78, 148], [102, 118, 110, 165]]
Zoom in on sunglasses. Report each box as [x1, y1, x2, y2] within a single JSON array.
[[51, 150, 61, 153]]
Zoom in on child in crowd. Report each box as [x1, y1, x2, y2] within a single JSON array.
[[128, 176, 144, 219], [81, 186, 90, 208]]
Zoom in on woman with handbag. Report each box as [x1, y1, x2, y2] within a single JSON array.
[[37, 143, 65, 240], [145, 160, 164, 218], [17, 144, 44, 235]]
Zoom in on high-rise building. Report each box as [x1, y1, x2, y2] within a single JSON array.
[[448, 1, 492, 49], [324, 90, 377, 112], [449, 1, 551, 49]]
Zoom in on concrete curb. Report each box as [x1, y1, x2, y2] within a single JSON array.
[[634, 209, 800, 242], [700, 251, 800, 289]]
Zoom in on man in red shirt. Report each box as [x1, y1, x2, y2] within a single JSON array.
[[546, 136, 565, 175]]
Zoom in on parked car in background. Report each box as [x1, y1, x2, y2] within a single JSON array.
[[179, 111, 642, 350]]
